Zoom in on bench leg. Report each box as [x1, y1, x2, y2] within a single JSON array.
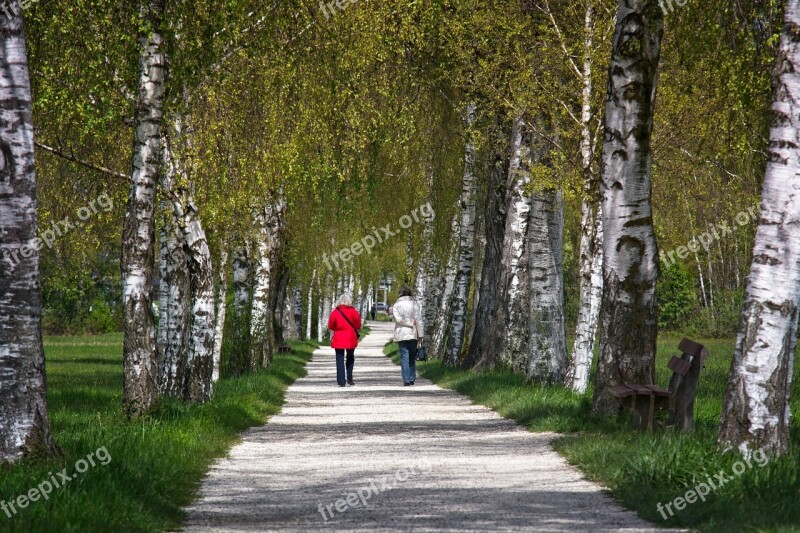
[[631, 396, 644, 430], [629, 395, 655, 431]]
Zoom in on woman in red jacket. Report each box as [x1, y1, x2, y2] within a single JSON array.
[[327, 294, 362, 387]]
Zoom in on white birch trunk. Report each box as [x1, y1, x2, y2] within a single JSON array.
[[250, 193, 286, 368], [292, 285, 303, 340], [567, 210, 602, 391], [526, 189, 568, 385], [686, 202, 708, 307], [212, 249, 229, 383], [157, 137, 189, 398], [405, 234, 414, 283], [366, 283, 375, 319], [0, 11, 59, 462], [318, 272, 333, 343], [414, 167, 434, 310], [321, 287, 332, 342], [464, 128, 509, 368], [122, 0, 167, 417], [178, 196, 216, 403], [696, 256, 708, 308], [465, 205, 485, 352], [718, 1, 800, 456], [429, 212, 461, 358], [280, 281, 294, 341], [307, 269, 316, 340], [478, 115, 531, 371], [233, 246, 251, 313], [157, 208, 189, 397], [357, 281, 367, 318], [593, 0, 663, 415], [567, 0, 603, 393], [317, 295, 325, 343], [159, 118, 216, 401], [250, 219, 271, 368], [443, 104, 478, 367], [416, 173, 439, 330], [706, 255, 716, 308], [230, 244, 250, 375]]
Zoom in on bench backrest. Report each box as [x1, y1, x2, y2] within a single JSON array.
[[667, 337, 709, 431]]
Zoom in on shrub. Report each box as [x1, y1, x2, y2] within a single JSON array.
[[657, 261, 698, 330], [684, 289, 744, 338]]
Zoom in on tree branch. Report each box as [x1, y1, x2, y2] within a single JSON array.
[[34, 141, 128, 181]]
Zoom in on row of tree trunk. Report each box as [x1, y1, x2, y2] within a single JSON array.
[[3, 0, 799, 466], [117, 0, 307, 417], [424, 4, 602, 391], [423, 108, 572, 384], [416, 0, 799, 457]]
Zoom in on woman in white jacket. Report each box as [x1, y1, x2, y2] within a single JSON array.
[[392, 286, 425, 386]]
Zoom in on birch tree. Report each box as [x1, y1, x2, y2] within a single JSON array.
[[442, 105, 478, 367], [176, 194, 216, 402], [718, 0, 800, 456], [567, 0, 604, 393], [0, 10, 60, 463], [230, 244, 251, 375], [306, 270, 316, 340], [526, 187, 567, 385], [475, 116, 531, 371], [415, 220, 438, 329], [592, 0, 663, 415], [122, 0, 168, 417], [429, 230, 458, 357], [463, 121, 509, 368], [415, 170, 441, 332], [212, 250, 228, 383], [159, 119, 216, 402], [158, 137, 189, 397], [292, 285, 303, 340], [250, 196, 285, 369]]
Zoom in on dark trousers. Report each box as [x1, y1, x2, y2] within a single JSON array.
[[335, 348, 355, 385]]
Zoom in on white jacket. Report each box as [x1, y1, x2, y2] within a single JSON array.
[[392, 296, 425, 342]]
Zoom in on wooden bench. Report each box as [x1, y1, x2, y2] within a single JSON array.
[[609, 338, 709, 432]]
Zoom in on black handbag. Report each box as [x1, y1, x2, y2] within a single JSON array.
[[336, 307, 360, 339], [416, 342, 427, 361]]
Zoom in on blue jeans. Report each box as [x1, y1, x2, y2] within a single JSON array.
[[398, 340, 417, 384], [335, 349, 354, 386]]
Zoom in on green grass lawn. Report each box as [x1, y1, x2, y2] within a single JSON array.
[[0, 334, 316, 532], [387, 335, 800, 532]]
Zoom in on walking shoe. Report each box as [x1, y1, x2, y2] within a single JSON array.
[[339, 384, 346, 387], [403, 383, 411, 386], [347, 379, 355, 386], [410, 381, 415, 385]]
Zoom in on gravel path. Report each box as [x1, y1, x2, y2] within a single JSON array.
[[183, 322, 676, 532]]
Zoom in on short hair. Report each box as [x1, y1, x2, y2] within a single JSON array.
[[398, 286, 413, 297], [336, 293, 353, 307]]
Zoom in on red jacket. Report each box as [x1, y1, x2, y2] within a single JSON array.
[[328, 305, 362, 349]]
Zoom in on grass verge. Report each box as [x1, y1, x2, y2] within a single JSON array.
[[386, 336, 800, 532], [0, 334, 316, 532]]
